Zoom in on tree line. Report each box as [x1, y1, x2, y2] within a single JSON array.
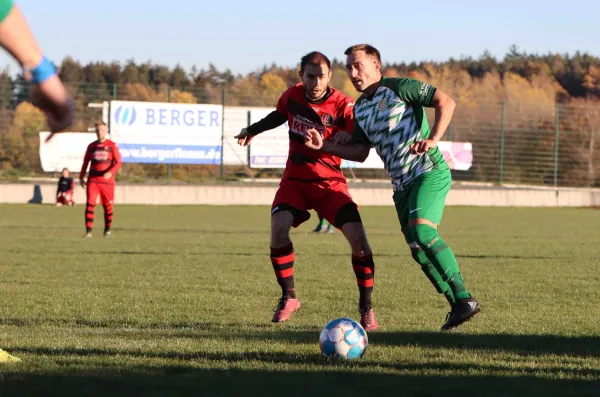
[[0, 46, 598, 186]]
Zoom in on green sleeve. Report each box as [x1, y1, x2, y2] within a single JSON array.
[[352, 117, 371, 146], [386, 77, 436, 107], [0, 0, 13, 23]]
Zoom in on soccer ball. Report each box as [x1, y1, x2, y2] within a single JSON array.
[[319, 317, 368, 359]]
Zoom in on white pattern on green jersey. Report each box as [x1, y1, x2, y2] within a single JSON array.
[[353, 77, 447, 188]]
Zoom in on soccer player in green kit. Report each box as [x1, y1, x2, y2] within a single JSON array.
[[304, 44, 481, 331], [0, 0, 74, 362]]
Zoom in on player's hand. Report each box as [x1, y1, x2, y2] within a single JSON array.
[[28, 76, 75, 142], [332, 131, 353, 146], [304, 128, 324, 150], [234, 128, 253, 146], [103, 172, 113, 180], [410, 139, 438, 155], [80, 179, 86, 188]]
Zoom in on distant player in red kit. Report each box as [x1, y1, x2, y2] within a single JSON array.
[[55, 168, 74, 206], [234, 51, 379, 330], [79, 121, 122, 238]]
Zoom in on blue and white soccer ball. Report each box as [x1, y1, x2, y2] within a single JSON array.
[[319, 317, 368, 359]]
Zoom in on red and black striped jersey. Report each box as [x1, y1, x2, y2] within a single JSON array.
[[276, 84, 355, 183], [79, 139, 122, 184]]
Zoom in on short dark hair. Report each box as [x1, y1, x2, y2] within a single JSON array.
[[94, 121, 107, 127], [300, 51, 331, 73], [344, 44, 381, 63], [62, 168, 69, 172]]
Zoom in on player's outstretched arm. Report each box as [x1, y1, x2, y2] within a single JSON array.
[[235, 111, 288, 146], [0, 1, 73, 138], [0, 0, 41, 69], [305, 128, 370, 162]]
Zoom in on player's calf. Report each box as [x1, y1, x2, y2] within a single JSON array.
[[338, 204, 380, 330], [270, 209, 300, 322]]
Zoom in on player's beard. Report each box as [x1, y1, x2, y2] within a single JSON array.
[[351, 79, 364, 92], [304, 86, 328, 102]]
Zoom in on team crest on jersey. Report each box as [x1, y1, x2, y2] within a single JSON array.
[[320, 113, 334, 127], [377, 100, 389, 112]]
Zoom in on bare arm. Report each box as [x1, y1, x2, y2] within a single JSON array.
[[322, 141, 370, 162], [0, 2, 74, 137], [429, 89, 456, 143], [304, 128, 371, 162], [410, 89, 456, 154], [0, 3, 43, 68]]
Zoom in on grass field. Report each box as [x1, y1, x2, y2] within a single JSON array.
[[0, 204, 599, 396]]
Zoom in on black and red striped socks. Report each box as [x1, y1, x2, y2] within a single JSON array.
[[270, 243, 296, 298], [352, 253, 375, 307]]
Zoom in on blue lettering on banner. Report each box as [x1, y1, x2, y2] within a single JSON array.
[[144, 108, 220, 127], [113, 103, 221, 128], [119, 144, 222, 164]]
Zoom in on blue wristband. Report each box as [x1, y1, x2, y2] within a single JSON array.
[[30, 56, 57, 84]]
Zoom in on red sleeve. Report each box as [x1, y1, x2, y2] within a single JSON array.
[[275, 86, 293, 115], [108, 142, 122, 174], [79, 144, 92, 180], [342, 96, 355, 133]]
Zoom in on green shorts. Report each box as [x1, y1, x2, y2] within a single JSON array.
[[393, 167, 452, 231]]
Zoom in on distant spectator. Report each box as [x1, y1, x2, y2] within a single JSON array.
[[56, 168, 74, 206]]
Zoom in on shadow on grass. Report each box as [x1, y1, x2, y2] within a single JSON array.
[[1, 365, 599, 397], [4, 324, 600, 396], [4, 319, 600, 359], [12, 345, 600, 378]]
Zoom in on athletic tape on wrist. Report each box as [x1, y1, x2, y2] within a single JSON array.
[[30, 56, 56, 84]]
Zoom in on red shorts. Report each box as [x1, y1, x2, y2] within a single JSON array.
[[56, 190, 74, 205], [272, 180, 355, 228], [87, 182, 115, 206]]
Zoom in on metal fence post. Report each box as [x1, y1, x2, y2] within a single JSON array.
[[167, 86, 172, 182], [553, 103, 560, 187], [499, 101, 505, 184], [112, 83, 117, 100], [220, 87, 225, 178]]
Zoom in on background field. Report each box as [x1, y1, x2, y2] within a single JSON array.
[[0, 204, 599, 396]]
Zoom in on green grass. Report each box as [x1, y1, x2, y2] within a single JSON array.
[[0, 204, 599, 396]]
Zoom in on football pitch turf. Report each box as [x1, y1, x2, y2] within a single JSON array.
[[0, 204, 599, 396]]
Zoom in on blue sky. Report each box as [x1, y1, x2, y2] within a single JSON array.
[[1, 0, 598, 76]]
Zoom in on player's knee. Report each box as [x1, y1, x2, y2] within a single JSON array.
[[271, 210, 294, 245], [410, 224, 438, 249], [334, 202, 362, 228]]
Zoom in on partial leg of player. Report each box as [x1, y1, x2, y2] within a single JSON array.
[[270, 210, 301, 322], [99, 184, 115, 238], [317, 188, 380, 331], [406, 168, 481, 330], [84, 183, 100, 238]]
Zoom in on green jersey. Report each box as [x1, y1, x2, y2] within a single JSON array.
[[0, 0, 13, 23], [353, 77, 448, 189]]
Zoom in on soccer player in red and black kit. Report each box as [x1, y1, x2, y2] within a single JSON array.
[[235, 52, 379, 330], [79, 121, 122, 238]]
